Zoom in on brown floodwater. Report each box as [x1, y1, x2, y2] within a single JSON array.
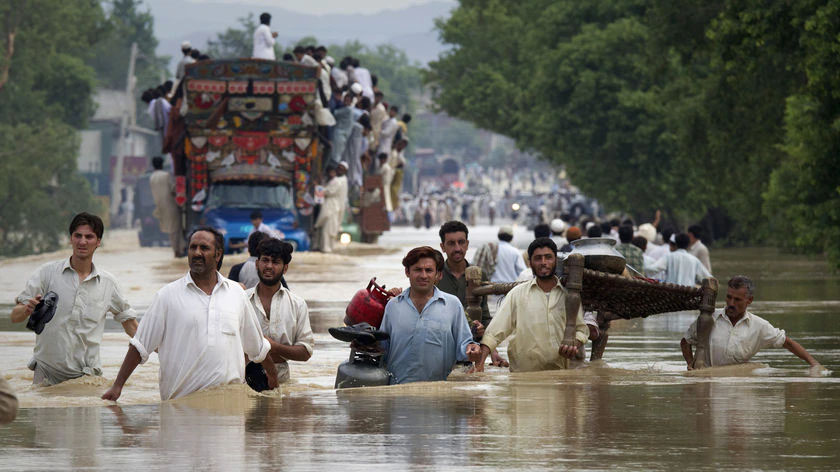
[[1, 227, 838, 470]]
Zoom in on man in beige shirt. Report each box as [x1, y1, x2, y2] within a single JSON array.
[[245, 238, 314, 383], [12, 213, 138, 386], [476, 238, 588, 372]]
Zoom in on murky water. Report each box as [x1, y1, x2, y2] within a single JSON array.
[[1, 227, 838, 470]]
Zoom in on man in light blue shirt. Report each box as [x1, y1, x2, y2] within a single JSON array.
[[380, 246, 481, 384]]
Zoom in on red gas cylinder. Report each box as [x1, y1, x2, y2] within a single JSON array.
[[345, 278, 393, 329]]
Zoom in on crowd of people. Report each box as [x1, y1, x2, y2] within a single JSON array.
[[0, 210, 821, 415]]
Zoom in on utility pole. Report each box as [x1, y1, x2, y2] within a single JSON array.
[[110, 42, 138, 225]]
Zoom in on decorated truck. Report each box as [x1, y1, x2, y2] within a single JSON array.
[[176, 58, 323, 252]]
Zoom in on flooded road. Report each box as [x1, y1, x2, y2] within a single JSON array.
[[1, 226, 838, 470]]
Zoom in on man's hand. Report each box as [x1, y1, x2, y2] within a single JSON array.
[[490, 349, 509, 367], [558, 343, 578, 359], [272, 32, 278, 38], [101, 385, 122, 401], [466, 343, 482, 363], [472, 344, 491, 373], [471, 320, 485, 338], [386, 287, 403, 297], [11, 295, 42, 323]]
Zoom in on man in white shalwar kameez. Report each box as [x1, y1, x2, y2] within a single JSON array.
[[314, 167, 347, 253]]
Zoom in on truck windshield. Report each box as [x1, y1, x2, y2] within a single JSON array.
[[206, 183, 293, 210]]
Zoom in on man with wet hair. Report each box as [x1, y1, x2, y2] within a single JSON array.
[[12, 212, 137, 386], [380, 246, 482, 384], [647, 233, 711, 285], [245, 239, 313, 383], [102, 226, 278, 401], [435, 221, 508, 368], [476, 238, 588, 372], [681, 276, 821, 370], [252, 12, 277, 60]]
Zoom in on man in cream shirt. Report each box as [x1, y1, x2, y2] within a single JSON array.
[[102, 227, 277, 401], [476, 238, 588, 372], [681, 275, 821, 370], [245, 238, 313, 383], [13, 213, 137, 386]]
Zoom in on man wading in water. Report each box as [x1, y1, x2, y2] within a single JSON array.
[[102, 227, 278, 401], [379, 246, 482, 384], [13, 213, 137, 386], [681, 275, 822, 370]]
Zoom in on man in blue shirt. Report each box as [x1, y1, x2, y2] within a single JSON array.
[[381, 246, 482, 384]]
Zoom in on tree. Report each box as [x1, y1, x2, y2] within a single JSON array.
[[0, 0, 103, 256]]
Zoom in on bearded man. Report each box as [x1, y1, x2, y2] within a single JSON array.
[[102, 227, 277, 401], [245, 238, 314, 383], [476, 238, 588, 372]]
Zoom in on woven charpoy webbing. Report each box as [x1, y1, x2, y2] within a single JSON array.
[[578, 269, 703, 319]]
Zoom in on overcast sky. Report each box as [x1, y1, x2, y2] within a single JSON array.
[[187, 0, 453, 15]]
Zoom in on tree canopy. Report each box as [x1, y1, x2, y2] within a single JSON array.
[[0, 0, 166, 256], [427, 0, 840, 267]]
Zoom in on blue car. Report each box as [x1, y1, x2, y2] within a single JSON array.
[[198, 181, 310, 253]]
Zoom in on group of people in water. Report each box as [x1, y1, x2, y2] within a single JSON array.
[[6, 212, 821, 410]]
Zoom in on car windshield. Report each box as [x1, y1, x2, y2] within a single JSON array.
[[206, 182, 293, 210]]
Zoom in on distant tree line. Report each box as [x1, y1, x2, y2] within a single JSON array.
[[426, 0, 840, 267]]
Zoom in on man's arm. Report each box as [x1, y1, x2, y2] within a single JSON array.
[[476, 293, 516, 372], [101, 344, 142, 401], [121, 319, 138, 338], [680, 338, 695, 370], [267, 338, 311, 363], [783, 337, 820, 367]]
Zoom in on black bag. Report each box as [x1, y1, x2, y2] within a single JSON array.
[[26, 291, 59, 335]]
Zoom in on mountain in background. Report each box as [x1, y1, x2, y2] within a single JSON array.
[[144, 0, 455, 69]]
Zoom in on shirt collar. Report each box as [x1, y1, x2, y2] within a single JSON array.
[[442, 259, 470, 277], [396, 286, 447, 304], [527, 276, 563, 292], [716, 310, 752, 326], [248, 284, 288, 302], [185, 270, 225, 293], [62, 257, 100, 281]]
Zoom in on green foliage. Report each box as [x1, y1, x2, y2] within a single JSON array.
[[0, 0, 104, 256], [0, 123, 99, 256], [428, 0, 840, 268]]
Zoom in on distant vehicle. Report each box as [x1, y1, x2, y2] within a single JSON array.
[[134, 173, 170, 247]]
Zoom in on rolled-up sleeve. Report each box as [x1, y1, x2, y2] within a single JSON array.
[[108, 280, 137, 323], [293, 299, 314, 356], [131, 293, 166, 364], [451, 303, 473, 362], [482, 291, 516, 352], [759, 320, 786, 349], [573, 304, 588, 346], [15, 264, 47, 305], [240, 296, 270, 363]]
